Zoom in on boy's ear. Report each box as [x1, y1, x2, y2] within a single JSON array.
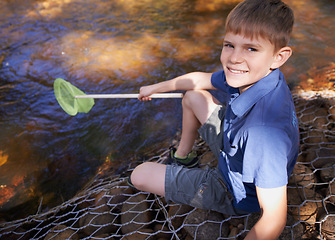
[[270, 47, 292, 70]]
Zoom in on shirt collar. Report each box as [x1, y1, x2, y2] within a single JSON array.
[[230, 68, 281, 117]]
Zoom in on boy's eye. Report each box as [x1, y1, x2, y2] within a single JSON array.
[[224, 43, 234, 48], [248, 47, 257, 52]]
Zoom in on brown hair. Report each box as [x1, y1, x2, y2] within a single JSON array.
[[225, 0, 294, 52]]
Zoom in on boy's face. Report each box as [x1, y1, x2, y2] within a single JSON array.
[[220, 32, 278, 93]]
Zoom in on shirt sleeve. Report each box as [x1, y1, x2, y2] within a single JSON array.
[[211, 71, 227, 91], [242, 126, 291, 188], [211, 71, 238, 103]]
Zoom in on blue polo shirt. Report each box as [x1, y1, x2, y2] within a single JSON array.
[[211, 69, 299, 212]]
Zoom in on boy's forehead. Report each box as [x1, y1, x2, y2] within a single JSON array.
[[224, 32, 274, 46]]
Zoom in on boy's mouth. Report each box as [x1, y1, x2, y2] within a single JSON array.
[[227, 67, 248, 74]]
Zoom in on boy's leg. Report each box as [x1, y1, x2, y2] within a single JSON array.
[[175, 90, 220, 157], [130, 162, 244, 216], [130, 90, 220, 199], [130, 162, 166, 196]]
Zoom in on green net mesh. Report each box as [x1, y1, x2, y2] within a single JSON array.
[[54, 78, 95, 116]]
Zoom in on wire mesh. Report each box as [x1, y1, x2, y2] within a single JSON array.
[[0, 90, 334, 240]]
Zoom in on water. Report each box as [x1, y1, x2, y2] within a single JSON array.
[[0, 0, 334, 220]]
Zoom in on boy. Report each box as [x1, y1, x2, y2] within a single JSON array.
[[130, 0, 299, 239]]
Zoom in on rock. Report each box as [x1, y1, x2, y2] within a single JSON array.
[[288, 193, 323, 224], [329, 181, 335, 205], [226, 216, 245, 229], [311, 148, 335, 169], [246, 212, 261, 230], [294, 98, 306, 114], [184, 233, 194, 240], [287, 187, 305, 206], [287, 213, 305, 239], [319, 163, 335, 183], [286, 213, 300, 227], [296, 151, 309, 164], [237, 223, 245, 231], [302, 130, 327, 144], [168, 204, 194, 230], [303, 149, 317, 164], [94, 191, 111, 212], [77, 195, 95, 210], [153, 223, 172, 239], [288, 164, 316, 189], [279, 223, 304, 240], [183, 209, 230, 239], [44, 225, 79, 240], [329, 106, 335, 121], [79, 207, 118, 237], [87, 234, 115, 240], [299, 98, 331, 130], [121, 193, 152, 234], [3, 227, 32, 240], [109, 183, 133, 202], [120, 228, 154, 240], [313, 108, 329, 129], [300, 106, 315, 124], [228, 227, 239, 238], [287, 186, 319, 206], [321, 215, 335, 240], [95, 185, 133, 212]]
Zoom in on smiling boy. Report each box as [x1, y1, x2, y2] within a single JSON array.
[[130, 0, 299, 239]]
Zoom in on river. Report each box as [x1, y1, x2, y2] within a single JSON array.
[[0, 0, 334, 220]]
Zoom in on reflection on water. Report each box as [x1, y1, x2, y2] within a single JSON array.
[[0, 0, 334, 220]]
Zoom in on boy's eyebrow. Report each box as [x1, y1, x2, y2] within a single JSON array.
[[244, 43, 262, 49], [223, 39, 263, 49]]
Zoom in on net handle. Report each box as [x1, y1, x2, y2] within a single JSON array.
[[75, 93, 183, 99]]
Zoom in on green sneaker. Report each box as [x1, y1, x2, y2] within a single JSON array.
[[127, 176, 137, 190], [167, 147, 199, 168]]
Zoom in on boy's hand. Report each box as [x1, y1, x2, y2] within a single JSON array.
[[245, 185, 287, 240], [138, 72, 214, 101], [138, 86, 155, 101]]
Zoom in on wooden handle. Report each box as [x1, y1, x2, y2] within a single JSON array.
[[75, 93, 183, 99]]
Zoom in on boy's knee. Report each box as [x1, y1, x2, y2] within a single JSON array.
[[130, 162, 152, 190], [130, 162, 166, 195], [183, 90, 201, 100], [183, 90, 206, 106]]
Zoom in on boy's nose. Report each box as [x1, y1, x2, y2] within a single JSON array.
[[229, 49, 244, 63]]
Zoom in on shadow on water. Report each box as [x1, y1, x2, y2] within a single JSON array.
[[0, 0, 334, 220]]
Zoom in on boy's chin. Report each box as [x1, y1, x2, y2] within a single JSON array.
[[225, 80, 242, 89], [226, 80, 254, 93]]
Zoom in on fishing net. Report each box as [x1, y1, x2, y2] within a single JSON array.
[[0, 90, 334, 240], [53, 78, 183, 116], [54, 78, 95, 116]]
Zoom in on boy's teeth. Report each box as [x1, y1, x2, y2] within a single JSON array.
[[230, 69, 246, 74]]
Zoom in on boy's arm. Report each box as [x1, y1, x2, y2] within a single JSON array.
[[138, 72, 214, 101], [245, 185, 287, 240]]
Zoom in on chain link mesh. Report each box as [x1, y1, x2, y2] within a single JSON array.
[[0, 90, 334, 240]]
